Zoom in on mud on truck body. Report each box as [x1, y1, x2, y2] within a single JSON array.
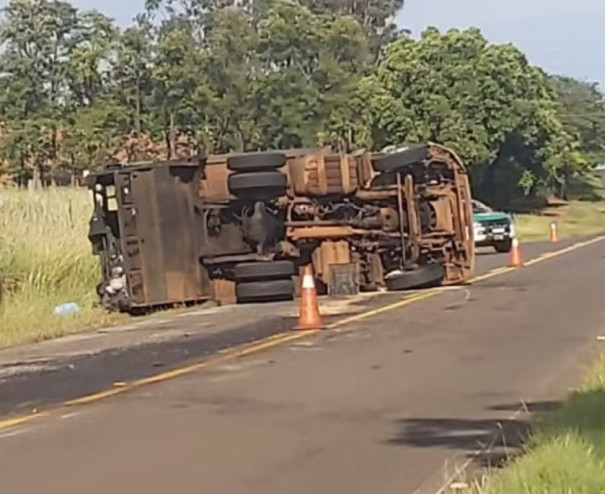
[[88, 143, 474, 312]]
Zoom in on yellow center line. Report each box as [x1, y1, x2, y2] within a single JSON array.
[[0, 413, 45, 430], [470, 266, 515, 283], [327, 290, 442, 330], [1, 235, 603, 431]]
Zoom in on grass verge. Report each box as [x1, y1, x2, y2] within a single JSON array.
[[514, 200, 605, 241], [0, 187, 126, 348], [473, 355, 605, 494]]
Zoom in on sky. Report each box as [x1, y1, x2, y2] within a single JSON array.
[[10, 0, 605, 86]]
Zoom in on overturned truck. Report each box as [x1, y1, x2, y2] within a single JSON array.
[[88, 143, 475, 312]]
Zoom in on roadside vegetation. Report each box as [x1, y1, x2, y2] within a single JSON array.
[[0, 187, 124, 347], [512, 175, 605, 240], [515, 199, 605, 241], [473, 356, 605, 494]]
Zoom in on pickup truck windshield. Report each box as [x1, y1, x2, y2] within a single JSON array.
[[472, 200, 493, 214]]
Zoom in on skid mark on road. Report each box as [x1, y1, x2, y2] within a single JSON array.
[[0, 235, 603, 432]]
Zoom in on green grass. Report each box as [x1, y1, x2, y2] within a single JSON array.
[[514, 200, 605, 241], [0, 187, 125, 348], [473, 356, 605, 494]]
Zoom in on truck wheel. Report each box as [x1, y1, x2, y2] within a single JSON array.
[[494, 239, 512, 253], [234, 260, 295, 282], [228, 171, 287, 198], [236, 279, 294, 303], [372, 144, 430, 173], [227, 152, 287, 172], [385, 263, 445, 291]]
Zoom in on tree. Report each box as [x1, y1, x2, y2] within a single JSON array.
[[315, 14, 371, 149], [0, 0, 80, 184], [112, 20, 155, 134], [152, 16, 211, 156], [253, 0, 370, 149], [65, 10, 117, 107], [356, 27, 582, 205], [61, 99, 130, 172], [300, 0, 405, 53], [549, 76, 605, 167], [204, 7, 258, 152]]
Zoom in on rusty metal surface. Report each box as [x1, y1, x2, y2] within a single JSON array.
[[312, 240, 351, 285], [284, 143, 475, 289], [287, 226, 356, 240], [427, 143, 475, 282], [88, 159, 211, 311]]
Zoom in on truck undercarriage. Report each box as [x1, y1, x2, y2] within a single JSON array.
[[87, 143, 474, 312]]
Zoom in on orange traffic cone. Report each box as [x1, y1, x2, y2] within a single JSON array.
[[549, 222, 559, 243], [293, 266, 325, 331], [509, 237, 524, 268]]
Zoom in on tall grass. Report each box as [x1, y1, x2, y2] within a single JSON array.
[[0, 187, 123, 347]]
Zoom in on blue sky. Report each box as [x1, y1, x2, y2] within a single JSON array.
[[18, 0, 605, 85]]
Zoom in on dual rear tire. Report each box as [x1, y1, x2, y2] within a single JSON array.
[[233, 260, 295, 303], [227, 152, 288, 200], [228, 154, 292, 303]]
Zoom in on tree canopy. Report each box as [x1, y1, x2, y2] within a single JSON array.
[[356, 28, 587, 205], [549, 75, 605, 167], [0, 0, 601, 204]]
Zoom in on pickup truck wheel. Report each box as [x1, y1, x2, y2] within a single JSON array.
[[372, 145, 430, 173], [227, 152, 287, 172], [385, 263, 445, 291], [494, 239, 512, 253], [234, 261, 295, 282], [228, 171, 287, 198], [236, 279, 294, 303]]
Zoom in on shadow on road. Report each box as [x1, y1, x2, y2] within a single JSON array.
[[387, 400, 560, 468]]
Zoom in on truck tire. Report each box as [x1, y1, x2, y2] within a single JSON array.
[[234, 260, 295, 282], [494, 239, 512, 253], [227, 152, 287, 172], [228, 171, 287, 198], [372, 145, 430, 173], [236, 279, 294, 303], [385, 263, 445, 291]]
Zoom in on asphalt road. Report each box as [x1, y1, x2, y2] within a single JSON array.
[[0, 238, 585, 417], [0, 238, 604, 494]]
